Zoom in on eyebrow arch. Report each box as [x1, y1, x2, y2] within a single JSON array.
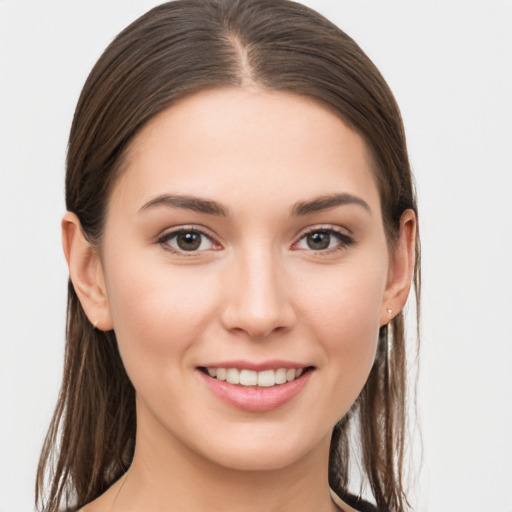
[[139, 194, 228, 216], [292, 193, 371, 216]]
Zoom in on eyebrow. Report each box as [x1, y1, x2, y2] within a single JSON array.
[[139, 192, 371, 217], [291, 193, 371, 216], [139, 194, 229, 216]]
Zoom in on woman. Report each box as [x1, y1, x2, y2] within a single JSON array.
[[36, 1, 420, 511]]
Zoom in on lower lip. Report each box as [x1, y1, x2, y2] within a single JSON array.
[[197, 369, 313, 412]]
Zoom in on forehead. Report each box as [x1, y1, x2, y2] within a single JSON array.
[[112, 88, 381, 217]]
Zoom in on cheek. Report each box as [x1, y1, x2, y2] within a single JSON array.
[[296, 257, 387, 404], [103, 253, 220, 379], [298, 254, 386, 337]]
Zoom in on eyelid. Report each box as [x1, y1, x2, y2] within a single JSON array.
[[294, 224, 352, 240]]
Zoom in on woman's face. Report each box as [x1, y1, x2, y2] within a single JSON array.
[[98, 88, 394, 471]]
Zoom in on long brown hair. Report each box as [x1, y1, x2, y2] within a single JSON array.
[[36, 1, 421, 510]]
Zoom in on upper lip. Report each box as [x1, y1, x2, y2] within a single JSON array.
[[197, 360, 312, 371]]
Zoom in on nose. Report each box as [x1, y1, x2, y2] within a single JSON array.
[[220, 246, 295, 340]]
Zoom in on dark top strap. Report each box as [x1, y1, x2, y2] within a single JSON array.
[[338, 491, 378, 512]]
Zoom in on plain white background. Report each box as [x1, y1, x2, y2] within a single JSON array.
[[1, 1, 511, 511]]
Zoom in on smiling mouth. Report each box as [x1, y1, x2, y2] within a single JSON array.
[[198, 366, 314, 388]]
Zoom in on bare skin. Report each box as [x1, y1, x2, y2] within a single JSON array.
[[65, 88, 416, 512]]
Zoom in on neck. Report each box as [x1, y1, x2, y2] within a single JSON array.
[[111, 412, 338, 512]]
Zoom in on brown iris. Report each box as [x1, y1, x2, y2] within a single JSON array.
[[176, 231, 202, 251], [306, 231, 331, 250]]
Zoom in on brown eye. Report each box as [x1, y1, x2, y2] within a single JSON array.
[[306, 231, 331, 250], [159, 229, 215, 253], [295, 227, 354, 253], [176, 231, 202, 251]]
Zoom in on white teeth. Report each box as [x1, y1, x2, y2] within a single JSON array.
[[226, 368, 240, 385], [257, 370, 275, 387], [239, 369, 258, 386], [275, 368, 287, 385], [206, 367, 307, 387]]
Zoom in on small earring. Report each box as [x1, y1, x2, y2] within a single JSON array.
[[387, 308, 393, 320], [92, 319, 98, 329]]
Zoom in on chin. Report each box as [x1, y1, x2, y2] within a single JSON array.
[[191, 424, 329, 473], [205, 445, 308, 472]]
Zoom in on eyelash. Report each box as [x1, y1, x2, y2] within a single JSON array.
[[156, 225, 354, 256]]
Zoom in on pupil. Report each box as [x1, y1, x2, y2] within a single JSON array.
[[307, 231, 330, 250], [177, 232, 201, 251]]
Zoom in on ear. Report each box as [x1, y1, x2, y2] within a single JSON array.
[[62, 211, 114, 331], [380, 209, 417, 326]]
